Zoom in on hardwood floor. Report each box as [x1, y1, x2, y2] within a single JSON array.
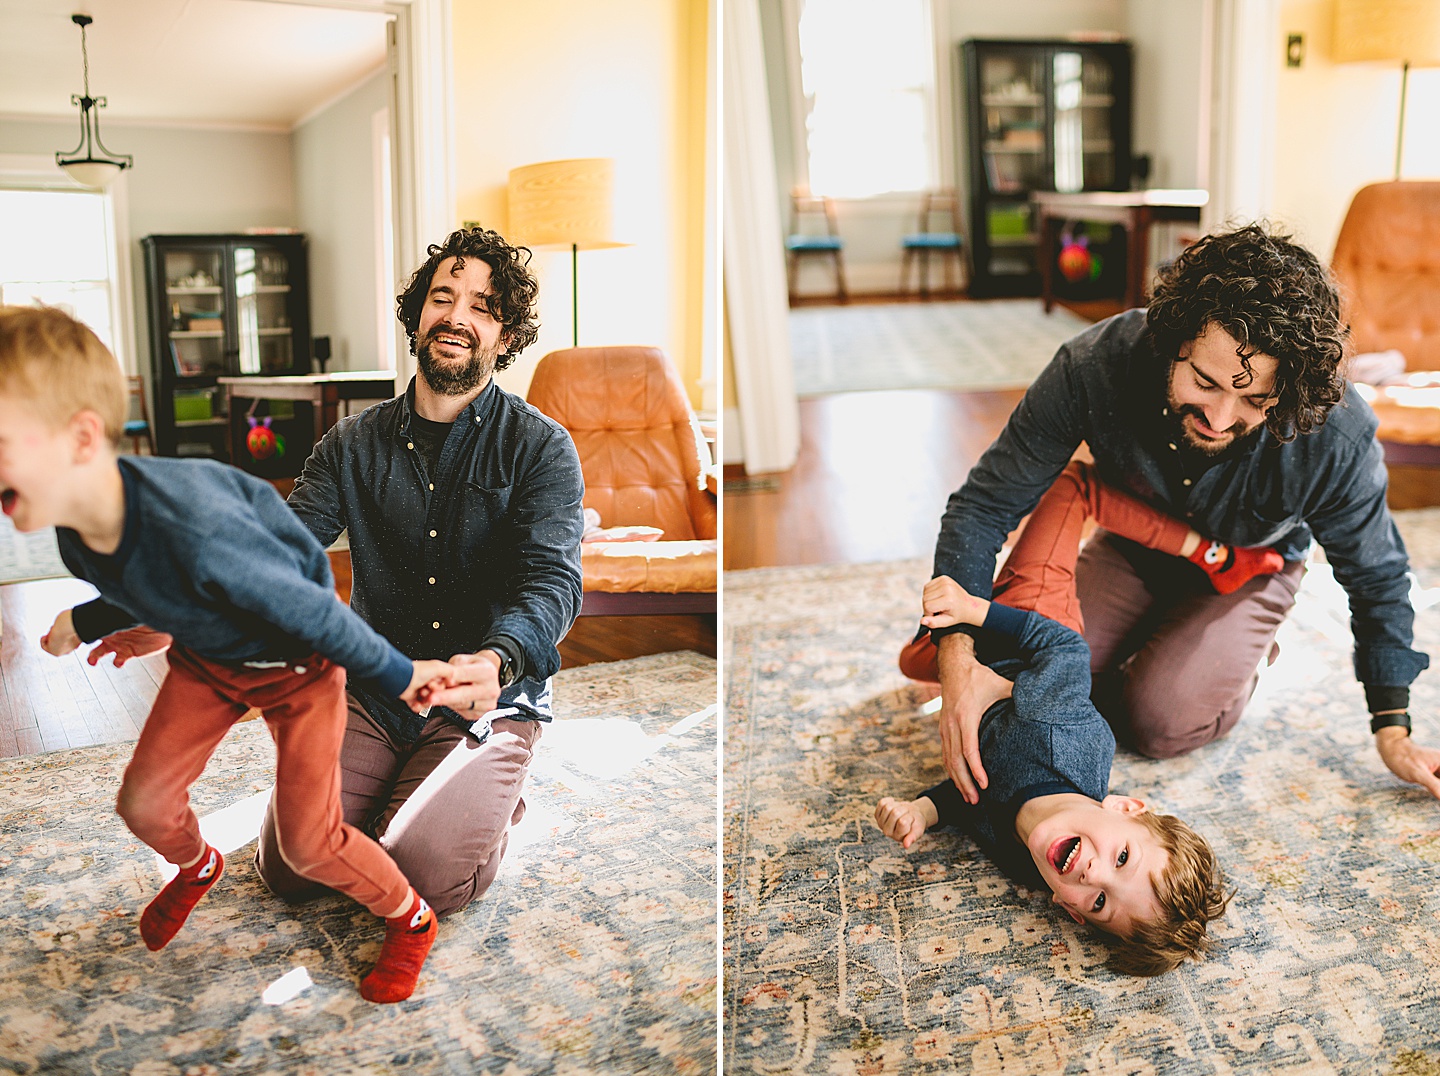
[[0, 550, 714, 761], [724, 387, 1025, 570]]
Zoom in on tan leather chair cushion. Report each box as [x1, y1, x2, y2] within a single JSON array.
[[527, 346, 716, 542], [1355, 381, 1440, 444], [1333, 181, 1440, 371], [581, 540, 717, 593]]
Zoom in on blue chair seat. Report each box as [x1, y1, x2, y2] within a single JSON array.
[[786, 235, 844, 252], [123, 419, 150, 436], [902, 232, 963, 249]]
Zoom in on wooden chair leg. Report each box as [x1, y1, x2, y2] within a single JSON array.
[[834, 249, 848, 303], [919, 249, 930, 298], [787, 251, 800, 304]]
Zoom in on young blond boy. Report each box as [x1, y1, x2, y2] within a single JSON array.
[[0, 305, 451, 1003], [879, 462, 1251, 975]]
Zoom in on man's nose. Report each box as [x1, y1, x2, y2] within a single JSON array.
[[1206, 397, 1238, 431]]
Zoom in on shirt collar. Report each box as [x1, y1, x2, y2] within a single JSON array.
[[397, 375, 500, 436]]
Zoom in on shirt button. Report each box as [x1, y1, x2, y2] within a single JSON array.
[[407, 442, 414, 450], [429, 483, 435, 491], [429, 576, 436, 584], [1168, 442, 1177, 451], [294, 665, 307, 674], [433, 621, 440, 629], [1162, 407, 1169, 417], [1183, 478, 1192, 486], [429, 529, 437, 537]]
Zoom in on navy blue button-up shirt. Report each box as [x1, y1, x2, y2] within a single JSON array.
[[934, 309, 1429, 692], [287, 376, 585, 742]]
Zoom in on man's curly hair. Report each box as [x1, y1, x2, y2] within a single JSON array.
[[1108, 810, 1232, 977], [1147, 222, 1348, 443], [395, 226, 540, 373]]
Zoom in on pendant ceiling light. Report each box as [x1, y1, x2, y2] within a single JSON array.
[[55, 13, 132, 188]]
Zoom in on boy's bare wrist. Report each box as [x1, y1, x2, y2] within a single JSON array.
[[914, 796, 939, 828]]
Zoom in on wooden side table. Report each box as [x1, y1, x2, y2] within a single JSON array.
[[219, 372, 398, 468], [1031, 189, 1207, 313]]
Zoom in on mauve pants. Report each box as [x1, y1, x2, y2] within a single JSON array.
[[901, 461, 1303, 757], [117, 646, 412, 918], [255, 697, 539, 917]]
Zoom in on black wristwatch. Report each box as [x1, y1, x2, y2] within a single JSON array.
[[491, 648, 518, 689], [1370, 712, 1412, 735]]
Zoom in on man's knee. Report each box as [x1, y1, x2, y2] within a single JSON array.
[[1121, 670, 1251, 759]]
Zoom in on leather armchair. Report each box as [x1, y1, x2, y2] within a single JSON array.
[[526, 346, 717, 614], [1331, 181, 1440, 461]]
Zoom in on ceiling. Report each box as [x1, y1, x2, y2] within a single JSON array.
[[0, 0, 391, 130]]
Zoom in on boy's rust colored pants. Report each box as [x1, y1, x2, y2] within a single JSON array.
[[116, 645, 412, 918]]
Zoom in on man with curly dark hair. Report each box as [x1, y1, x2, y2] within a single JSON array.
[[921, 222, 1438, 807], [95, 226, 586, 918]]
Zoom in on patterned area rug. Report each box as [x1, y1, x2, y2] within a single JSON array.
[[788, 300, 1092, 397], [724, 511, 1440, 1074], [0, 651, 717, 1075]]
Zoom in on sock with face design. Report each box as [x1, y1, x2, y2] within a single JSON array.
[[359, 891, 437, 1003], [140, 844, 224, 951], [1187, 539, 1285, 595]]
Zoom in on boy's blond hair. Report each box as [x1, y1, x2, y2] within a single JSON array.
[[0, 305, 126, 445], [1109, 810, 1231, 977]]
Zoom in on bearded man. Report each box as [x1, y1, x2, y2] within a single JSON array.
[[92, 227, 584, 914], [922, 223, 1440, 807], [237, 226, 583, 915]]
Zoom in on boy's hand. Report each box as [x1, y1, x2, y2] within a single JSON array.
[[920, 575, 989, 629], [40, 610, 82, 657], [400, 659, 459, 713], [416, 650, 504, 717], [875, 796, 939, 849], [88, 626, 174, 667]]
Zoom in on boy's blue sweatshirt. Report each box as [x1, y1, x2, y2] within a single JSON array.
[[921, 602, 1113, 889], [56, 456, 413, 699]]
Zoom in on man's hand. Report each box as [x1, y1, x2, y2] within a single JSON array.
[[87, 626, 174, 667], [1375, 726, 1440, 800], [935, 631, 1013, 804], [920, 575, 989, 630], [400, 659, 460, 713], [40, 609, 82, 657], [416, 650, 504, 717]]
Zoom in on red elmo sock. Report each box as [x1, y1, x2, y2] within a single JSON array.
[[360, 893, 437, 1003], [140, 845, 223, 951], [1188, 539, 1284, 595]]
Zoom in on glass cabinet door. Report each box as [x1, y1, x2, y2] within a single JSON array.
[[233, 244, 294, 375], [1052, 49, 1116, 192], [163, 248, 227, 376], [978, 48, 1047, 194]]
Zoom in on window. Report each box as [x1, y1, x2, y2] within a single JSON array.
[[795, 0, 936, 198], [0, 185, 126, 368]]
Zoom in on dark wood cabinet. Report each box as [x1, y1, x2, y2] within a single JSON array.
[[141, 234, 311, 463], [961, 39, 1132, 298]]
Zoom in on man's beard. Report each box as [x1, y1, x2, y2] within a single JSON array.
[[1169, 401, 1257, 457], [415, 327, 500, 396]]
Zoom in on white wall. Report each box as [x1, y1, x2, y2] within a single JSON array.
[[1274, 0, 1440, 258], [0, 117, 295, 378], [451, 0, 710, 405], [292, 69, 389, 373]]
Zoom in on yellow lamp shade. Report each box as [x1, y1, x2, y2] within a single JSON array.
[[1333, 0, 1440, 64], [507, 158, 628, 250]]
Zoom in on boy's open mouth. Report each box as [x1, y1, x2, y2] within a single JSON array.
[[1, 487, 15, 516], [1048, 836, 1081, 875]]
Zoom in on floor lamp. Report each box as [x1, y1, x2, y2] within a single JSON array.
[[507, 158, 628, 347], [1333, 0, 1440, 179]]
